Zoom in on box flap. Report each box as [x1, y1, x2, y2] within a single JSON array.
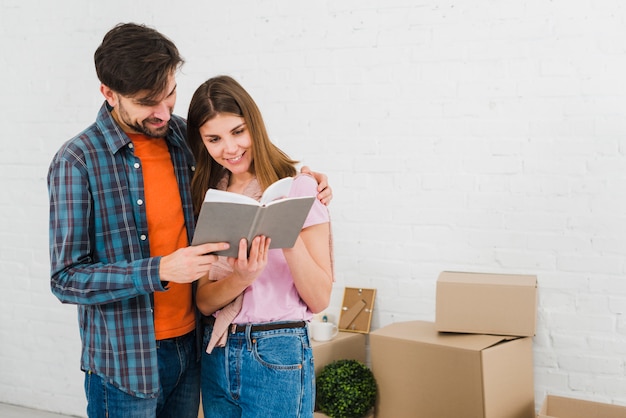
[[439, 270, 537, 287], [371, 320, 517, 351], [482, 337, 535, 418]]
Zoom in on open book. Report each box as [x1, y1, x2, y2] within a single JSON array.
[[191, 177, 316, 258]]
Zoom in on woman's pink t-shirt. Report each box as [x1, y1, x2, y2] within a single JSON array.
[[233, 174, 330, 324]]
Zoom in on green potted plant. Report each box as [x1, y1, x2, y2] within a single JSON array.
[[316, 359, 377, 418]]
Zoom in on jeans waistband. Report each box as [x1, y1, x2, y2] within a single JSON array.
[[229, 321, 307, 334], [156, 329, 195, 344], [201, 316, 306, 334]]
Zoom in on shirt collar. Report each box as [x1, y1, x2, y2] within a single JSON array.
[[95, 101, 187, 155]]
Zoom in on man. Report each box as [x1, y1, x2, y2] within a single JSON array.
[[48, 23, 331, 418]]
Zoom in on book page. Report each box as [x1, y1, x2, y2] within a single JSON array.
[[203, 188, 259, 205], [259, 177, 293, 205], [202, 177, 294, 206]]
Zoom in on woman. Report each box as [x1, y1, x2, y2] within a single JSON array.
[[186, 75, 334, 417]]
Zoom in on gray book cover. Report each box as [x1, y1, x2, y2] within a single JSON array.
[[191, 178, 315, 258]]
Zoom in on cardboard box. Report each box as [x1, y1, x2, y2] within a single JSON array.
[[436, 271, 537, 337], [537, 394, 626, 418], [370, 321, 534, 418], [311, 330, 367, 376]]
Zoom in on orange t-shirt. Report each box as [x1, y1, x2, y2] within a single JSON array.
[[130, 133, 196, 340]]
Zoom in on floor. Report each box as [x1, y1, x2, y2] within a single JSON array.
[[0, 403, 75, 418]]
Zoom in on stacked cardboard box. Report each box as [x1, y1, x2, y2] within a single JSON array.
[[435, 271, 537, 337], [370, 271, 538, 418]]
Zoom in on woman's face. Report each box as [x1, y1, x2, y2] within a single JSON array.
[[199, 113, 253, 176]]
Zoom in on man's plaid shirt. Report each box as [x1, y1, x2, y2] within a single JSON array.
[[48, 102, 196, 397]]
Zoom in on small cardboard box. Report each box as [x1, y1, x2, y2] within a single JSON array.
[[370, 321, 535, 418], [311, 331, 367, 376], [436, 271, 537, 337], [537, 394, 626, 418]]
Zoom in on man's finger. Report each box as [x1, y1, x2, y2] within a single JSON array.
[[195, 242, 230, 254]]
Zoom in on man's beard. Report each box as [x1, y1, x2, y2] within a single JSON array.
[[117, 102, 170, 138], [128, 118, 170, 138]]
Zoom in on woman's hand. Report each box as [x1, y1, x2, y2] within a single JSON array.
[[227, 236, 271, 285], [196, 236, 270, 316]]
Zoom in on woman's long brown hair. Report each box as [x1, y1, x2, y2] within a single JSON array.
[[186, 75, 298, 216]]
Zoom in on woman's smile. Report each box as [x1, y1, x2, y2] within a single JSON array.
[[225, 152, 245, 163]]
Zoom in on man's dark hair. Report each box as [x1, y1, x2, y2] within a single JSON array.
[[94, 23, 184, 101]]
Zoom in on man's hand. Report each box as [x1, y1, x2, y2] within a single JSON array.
[[160, 242, 230, 284], [301, 166, 332, 205]]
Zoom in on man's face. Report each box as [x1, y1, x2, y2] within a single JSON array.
[[104, 72, 177, 138]]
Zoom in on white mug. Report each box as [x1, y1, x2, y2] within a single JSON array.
[[310, 321, 338, 342]]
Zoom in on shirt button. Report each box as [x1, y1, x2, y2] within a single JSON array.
[[140, 235, 147, 241], [137, 199, 144, 205], [191, 165, 196, 172], [128, 143, 134, 149], [134, 162, 140, 169]]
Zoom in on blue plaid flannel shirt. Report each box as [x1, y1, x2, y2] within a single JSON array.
[[48, 102, 196, 397]]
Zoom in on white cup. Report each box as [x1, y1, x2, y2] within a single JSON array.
[[310, 321, 338, 342]]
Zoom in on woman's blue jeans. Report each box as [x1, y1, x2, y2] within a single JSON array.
[[201, 322, 314, 418], [84, 330, 200, 418]]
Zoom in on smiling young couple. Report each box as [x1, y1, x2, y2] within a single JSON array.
[[48, 22, 333, 418]]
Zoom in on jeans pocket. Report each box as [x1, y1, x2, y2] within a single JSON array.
[[252, 333, 305, 370]]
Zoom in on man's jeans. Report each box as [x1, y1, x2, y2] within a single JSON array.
[[84, 330, 200, 418], [156, 330, 200, 418], [84, 371, 157, 418]]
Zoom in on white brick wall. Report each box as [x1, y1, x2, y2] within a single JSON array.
[[3, 0, 626, 415]]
